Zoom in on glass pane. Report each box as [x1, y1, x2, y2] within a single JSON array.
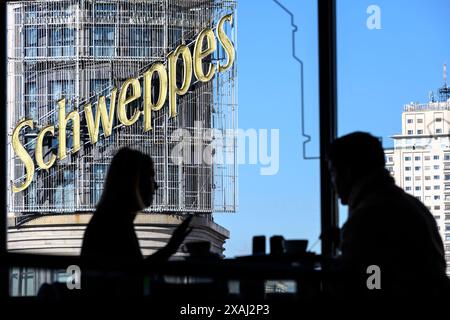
[[6, 0, 321, 297], [337, 0, 450, 275], [6, 0, 238, 296], [216, 0, 321, 257]]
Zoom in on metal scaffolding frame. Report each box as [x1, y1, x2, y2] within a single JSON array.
[[7, 0, 237, 216]]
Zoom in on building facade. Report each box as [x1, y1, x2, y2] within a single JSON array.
[[385, 81, 450, 275], [7, 0, 237, 295]]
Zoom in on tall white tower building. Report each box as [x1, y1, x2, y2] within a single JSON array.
[[385, 67, 450, 275]]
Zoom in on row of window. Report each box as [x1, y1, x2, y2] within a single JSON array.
[[385, 154, 450, 163], [405, 185, 450, 193], [24, 79, 110, 119], [407, 117, 442, 124], [405, 176, 441, 181], [24, 26, 168, 58], [423, 204, 441, 210], [404, 155, 443, 161], [425, 205, 450, 211], [407, 129, 443, 134], [404, 166, 445, 172], [405, 183, 441, 189], [405, 186, 442, 194]]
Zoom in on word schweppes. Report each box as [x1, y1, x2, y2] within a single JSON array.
[[12, 14, 235, 193]]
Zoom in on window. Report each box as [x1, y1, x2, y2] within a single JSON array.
[[49, 27, 75, 56], [405, 156, 411, 161], [405, 176, 411, 181], [445, 154, 450, 161], [92, 26, 115, 57], [24, 26, 37, 57], [94, 2, 117, 18], [415, 186, 421, 191], [405, 187, 412, 191], [445, 175, 450, 181], [49, 80, 75, 118], [436, 129, 442, 134], [405, 167, 411, 171], [417, 196, 422, 201], [425, 176, 431, 180], [435, 215, 440, 219], [434, 195, 440, 200], [434, 155, 440, 160], [417, 118, 424, 123], [417, 130, 423, 134], [414, 156, 421, 161], [434, 185, 440, 190], [435, 206, 441, 210], [434, 175, 440, 180], [407, 119, 413, 123], [90, 79, 109, 96], [434, 165, 440, 170], [407, 130, 413, 134], [425, 156, 431, 161], [415, 166, 421, 171], [425, 166, 431, 170], [415, 176, 421, 181], [436, 117, 442, 122], [25, 82, 37, 120], [128, 27, 152, 57], [425, 186, 431, 190]]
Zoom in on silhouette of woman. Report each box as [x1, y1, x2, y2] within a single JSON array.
[[80, 147, 192, 296]]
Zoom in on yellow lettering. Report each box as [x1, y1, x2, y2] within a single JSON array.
[[84, 88, 117, 144], [193, 28, 216, 82], [216, 14, 235, 72], [118, 78, 142, 126], [58, 98, 81, 160], [143, 63, 168, 132], [36, 125, 56, 170], [12, 119, 35, 193], [168, 44, 192, 118]]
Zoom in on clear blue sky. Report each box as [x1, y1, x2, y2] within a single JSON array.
[[215, 0, 450, 257]]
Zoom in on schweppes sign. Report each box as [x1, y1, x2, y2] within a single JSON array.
[[12, 14, 235, 193]]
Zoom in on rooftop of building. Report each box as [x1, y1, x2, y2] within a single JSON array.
[[403, 98, 450, 112]]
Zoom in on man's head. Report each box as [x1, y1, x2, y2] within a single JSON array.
[[328, 132, 386, 204]]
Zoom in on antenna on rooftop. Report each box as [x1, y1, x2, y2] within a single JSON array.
[[438, 63, 450, 102], [429, 91, 435, 102], [444, 63, 447, 88]]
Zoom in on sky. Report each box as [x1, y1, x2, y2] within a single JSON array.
[[215, 0, 450, 257]]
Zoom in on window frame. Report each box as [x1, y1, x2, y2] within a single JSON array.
[[2, 0, 342, 296]]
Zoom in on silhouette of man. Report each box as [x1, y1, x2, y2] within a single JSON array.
[[328, 132, 449, 297], [81, 148, 192, 296]]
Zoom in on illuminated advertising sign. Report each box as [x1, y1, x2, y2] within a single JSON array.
[[12, 14, 235, 193]]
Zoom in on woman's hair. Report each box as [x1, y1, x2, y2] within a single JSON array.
[[96, 147, 154, 213]]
